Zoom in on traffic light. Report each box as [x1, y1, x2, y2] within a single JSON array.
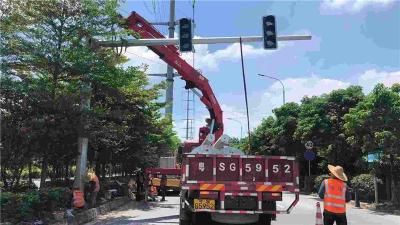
[[179, 18, 193, 52], [262, 15, 277, 49]]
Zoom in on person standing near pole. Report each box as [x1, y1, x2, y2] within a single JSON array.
[[160, 174, 167, 201], [87, 170, 100, 208], [318, 165, 351, 225]]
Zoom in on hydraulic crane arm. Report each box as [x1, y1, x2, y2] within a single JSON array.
[[125, 12, 223, 140]]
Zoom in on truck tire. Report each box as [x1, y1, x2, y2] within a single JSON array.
[[179, 191, 192, 225], [179, 219, 190, 225], [179, 206, 192, 222], [192, 212, 211, 225], [257, 214, 272, 225]]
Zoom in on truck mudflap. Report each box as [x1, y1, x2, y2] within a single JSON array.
[[181, 154, 300, 215]]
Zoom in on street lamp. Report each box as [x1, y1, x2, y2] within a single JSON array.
[[257, 74, 285, 105], [226, 118, 243, 139]]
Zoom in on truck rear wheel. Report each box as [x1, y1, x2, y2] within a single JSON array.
[[179, 201, 192, 224], [192, 212, 211, 225], [179, 219, 190, 225], [257, 214, 272, 225]]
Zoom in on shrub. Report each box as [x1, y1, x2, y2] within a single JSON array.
[[314, 174, 330, 192], [48, 187, 71, 209], [1, 188, 72, 223], [351, 174, 374, 202], [20, 190, 40, 220], [1, 192, 23, 223]]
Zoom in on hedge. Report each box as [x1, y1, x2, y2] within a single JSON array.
[[0, 187, 71, 223], [351, 174, 374, 202]]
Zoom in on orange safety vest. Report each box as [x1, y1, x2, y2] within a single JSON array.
[[150, 186, 158, 196], [324, 178, 347, 214], [73, 190, 85, 208]]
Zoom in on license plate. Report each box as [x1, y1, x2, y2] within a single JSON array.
[[194, 199, 215, 210]]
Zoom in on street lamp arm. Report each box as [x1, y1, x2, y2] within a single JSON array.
[[257, 74, 286, 105]]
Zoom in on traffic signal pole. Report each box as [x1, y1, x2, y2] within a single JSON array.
[[92, 35, 311, 48]]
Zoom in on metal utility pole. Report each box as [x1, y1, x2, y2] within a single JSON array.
[[73, 76, 91, 191], [258, 74, 286, 105], [239, 38, 252, 153], [165, 0, 175, 117]]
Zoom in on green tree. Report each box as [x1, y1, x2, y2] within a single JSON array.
[[295, 86, 365, 175], [1, 0, 180, 190], [344, 84, 400, 204]]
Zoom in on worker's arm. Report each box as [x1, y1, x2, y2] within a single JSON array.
[[318, 181, 325, 199], [345, 186, 351, 203]]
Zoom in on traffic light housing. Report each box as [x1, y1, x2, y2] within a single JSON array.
[[262, 15, 277, 49], [179, 18, 193, 52]]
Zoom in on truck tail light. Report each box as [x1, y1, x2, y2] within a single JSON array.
[[263, 192, 282, 201], [199, 191, 219, 200]]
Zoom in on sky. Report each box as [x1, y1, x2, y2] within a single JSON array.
[[118, 0, 400, 140]]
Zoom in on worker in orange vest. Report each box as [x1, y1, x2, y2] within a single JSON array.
[[72, 188, 85, 208], [318, 165, 351, 225], [88, 170, 100, 208]]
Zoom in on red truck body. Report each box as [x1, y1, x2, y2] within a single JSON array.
[[181, 154, 299, 215]]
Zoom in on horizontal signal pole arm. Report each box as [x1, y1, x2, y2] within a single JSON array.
[[147, 73, 180, 77], [90, 35, 312, 48]]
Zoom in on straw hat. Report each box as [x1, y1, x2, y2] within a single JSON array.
[[328, 165, 348, 182]]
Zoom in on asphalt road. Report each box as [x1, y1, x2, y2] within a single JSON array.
[[85, 194, 400, 225]]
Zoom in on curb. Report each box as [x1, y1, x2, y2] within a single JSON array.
[[53, 197, 131, 225], [349, 200, 374, 210], [348, 201, 400, 216]]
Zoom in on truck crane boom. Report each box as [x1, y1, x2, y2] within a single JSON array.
[[125, 12, 223, 141]]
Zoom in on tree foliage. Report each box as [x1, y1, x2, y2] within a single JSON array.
[[1, 0, 180, 190], [344, 84, 400, 204]]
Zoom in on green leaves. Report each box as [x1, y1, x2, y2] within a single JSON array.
[[1, 0, 180, 189], [344, 84, 400, 156]]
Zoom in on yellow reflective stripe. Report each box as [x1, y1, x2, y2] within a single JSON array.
[[271, 185, 282, 191], [325, 193, 345, 200], [325, 202, 345, 208], [213, 184, 224, 190], [200, 184, 211, 190]]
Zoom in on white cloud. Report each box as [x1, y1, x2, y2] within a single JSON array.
[[357, 69, 400, 93], [123, 46, 166, 74], [181, 42, 279, 71], [321, 0, 395, 13], [254, 76, 350, 120], [222, 104, 248, 139]]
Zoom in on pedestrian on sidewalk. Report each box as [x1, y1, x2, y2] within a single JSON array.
[[318, 165, 351, 225]]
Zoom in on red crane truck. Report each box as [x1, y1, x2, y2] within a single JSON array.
[[124, 12, 300, 225]]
